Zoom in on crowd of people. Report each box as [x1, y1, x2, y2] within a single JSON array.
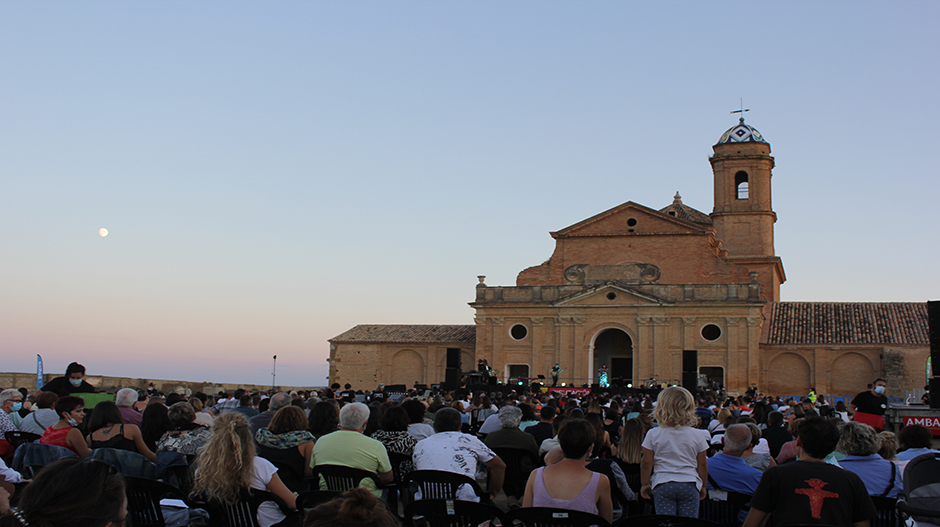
[[0, 364, 938, 527]]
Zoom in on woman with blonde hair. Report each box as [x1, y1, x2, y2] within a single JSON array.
[[192, 412, 297, 527], [640, 387, 708, 517]]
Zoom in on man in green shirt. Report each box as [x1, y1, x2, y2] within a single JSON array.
[[311, 402, 393, 496]]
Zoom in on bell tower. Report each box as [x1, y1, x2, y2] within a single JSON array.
[[710, 118, 785, 301]]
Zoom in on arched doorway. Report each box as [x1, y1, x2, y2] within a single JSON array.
[[593, 328, 633, 386]]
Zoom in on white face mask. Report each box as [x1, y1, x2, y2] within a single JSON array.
[[874, 385, 886, 395]]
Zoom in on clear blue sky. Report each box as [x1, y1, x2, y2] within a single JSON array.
[[2, 2, 938, 388]]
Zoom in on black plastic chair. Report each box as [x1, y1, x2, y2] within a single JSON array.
[[612, 459, 653, 517], [698, 490, 752, 526], [387, 451, 413, 514], [403, 470, 489, 504], [125, 476, 190, 527], [870, 496, 900, 527], [5, 431, 41, 449], [311, 464, 383, 492], [504, 507, 612, 527], [624, 514, 726, 527], [491, 447, 541, 499], [404, 498, 507, 527], [295, 489, 341, 513], [195, 488, 295, 527]]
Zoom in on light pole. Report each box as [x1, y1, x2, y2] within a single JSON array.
[[272, 355, 277, 393]]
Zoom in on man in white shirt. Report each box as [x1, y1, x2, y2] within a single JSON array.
[[413, 407, 505, 501]]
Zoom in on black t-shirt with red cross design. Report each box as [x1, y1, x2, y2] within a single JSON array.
[[749, 460, 876, 526]]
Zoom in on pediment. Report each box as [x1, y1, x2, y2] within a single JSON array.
[[555, 284, 671, 307], [553, 201, 707, 238]]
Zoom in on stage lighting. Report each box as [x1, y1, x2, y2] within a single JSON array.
[[627, 383, 633, 388], [561, 382, 566, 387]]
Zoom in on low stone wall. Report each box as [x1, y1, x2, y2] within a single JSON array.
[[0, 372, 321, 395]]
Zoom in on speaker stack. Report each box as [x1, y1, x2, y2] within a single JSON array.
[[443, 348, 462, 391], [928, 301, 940, 408]]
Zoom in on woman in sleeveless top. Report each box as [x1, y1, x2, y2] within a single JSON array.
[[523, 418, 613, 523], [39, 396, 89, 457], [85, 400, 156, 462]]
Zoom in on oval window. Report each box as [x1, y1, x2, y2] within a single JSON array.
[[701, 324, 722, 341]]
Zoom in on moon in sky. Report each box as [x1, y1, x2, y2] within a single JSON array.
[[99, 228, 108, 237]]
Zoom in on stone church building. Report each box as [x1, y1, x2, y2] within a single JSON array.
[[329, 120, 929, 397]]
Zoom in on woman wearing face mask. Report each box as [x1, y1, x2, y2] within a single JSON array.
[[40, 362, 97, 398], [39, 396, 90, 457]]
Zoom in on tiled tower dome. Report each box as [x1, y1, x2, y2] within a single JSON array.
[[717, 118, 767, 144]]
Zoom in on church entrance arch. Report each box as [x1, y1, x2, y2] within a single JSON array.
[[592, 328, 633, 386]]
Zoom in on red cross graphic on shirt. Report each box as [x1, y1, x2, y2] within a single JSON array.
[[794, 478, 839, 519]]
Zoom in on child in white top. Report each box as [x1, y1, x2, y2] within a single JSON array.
[[640, 386, 709, 517]]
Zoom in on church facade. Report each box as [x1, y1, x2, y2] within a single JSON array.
[[328, 120, 929, 397]]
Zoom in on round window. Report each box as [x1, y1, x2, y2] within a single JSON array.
[[701, 324, 722, 341], [627, 218, 637, 227], [510, 324, 528, 340], [606, 292, 617, 300]]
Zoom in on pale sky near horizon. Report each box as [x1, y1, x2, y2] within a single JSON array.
[[2, 2, 938, 388]]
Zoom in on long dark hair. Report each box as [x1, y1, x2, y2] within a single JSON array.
[[87, 400, 124, 433], [308, 401, 339, 438], [0, 458, 124, 527], [141, 403, 172, 452]]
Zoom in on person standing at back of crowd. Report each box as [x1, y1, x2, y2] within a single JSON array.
[[850, 378, 888, 417], [41, 362, 96, 398], [640, 386, 709, 517]]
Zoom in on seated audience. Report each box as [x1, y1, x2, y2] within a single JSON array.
[[838, 421, 903, 498], [192, 412, 297, 527], [742, 417, 876, 527], [0, 390, 23, 434], [189, 396, 214, 427], [402, 399, 435, 440], [0, 458, 125, 527], [303, 488, 398, 527], [585, 412, 612, 458], [877, 431, 899, 461], [708, 424, 762, 498], [540, 414, 569, 457], [140, 402, 173, 452], [251, 392, 292, 436], [413, 407, 505, 502], [85, 400, 156, 462], [740, 422, 775, 472], [762, 411, 793, 459], [525, 405, 557, 448], [484, 405, 539, 460], [114, 388, 143, 427], [233, 394, 259, 418], [156, 402, 212, 456], [17, 391, 59, 435], [311, 402, 393, 497], [523, 418, 613, 523], [370, 405, 418, 477], [775, 418, 803, 464], [518, 403, 539, 431], [308, 401, 339, 440], [896, 424, 940, 461], [256, 406, 315, 492], [39, 395, 89, 457]]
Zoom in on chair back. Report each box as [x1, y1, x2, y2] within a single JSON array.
[[5, 431, 41, 449], [403, 470, 486, 502], [699, 490, 752, 526], [196, 488, 276, 527], [125, 476, 189, 527], [88, 447, 157, 478], [503, 507, 612, 527], [312, 464, 381, 492], [491, 447, 541, 499], [404, 499, 506, 527], [613, 459, 652, 516], [11, 442, 77, 473], [870, 496, 900, 527]]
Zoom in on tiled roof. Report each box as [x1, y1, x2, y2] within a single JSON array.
[[330, 325, 476, 344], [658, 193, 713, 225], [765, 302, 929, 345]]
